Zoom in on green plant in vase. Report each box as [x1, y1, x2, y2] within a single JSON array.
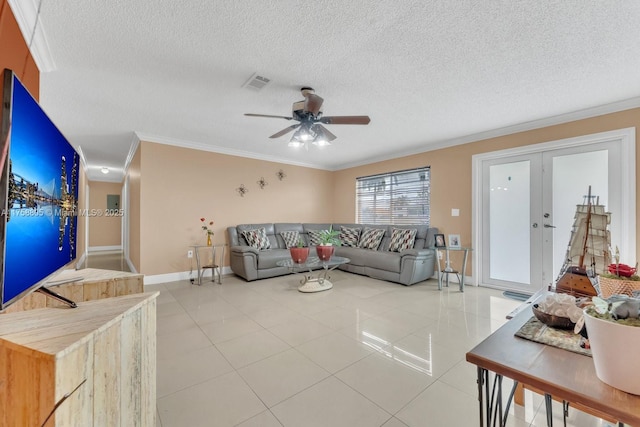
[[289, 237, 310, 264], [316, 227, 341, 260]]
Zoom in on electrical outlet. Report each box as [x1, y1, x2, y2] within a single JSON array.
[[187, 250, 193, 258]]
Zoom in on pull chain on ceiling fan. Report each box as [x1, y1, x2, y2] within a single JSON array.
[[245, 87, 370, 147]]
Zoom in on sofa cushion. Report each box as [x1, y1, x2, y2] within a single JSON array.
[[388, 228, 417, 252], [257, 249, 291, 269], [340, 226, 361, 247], [334, 245, 399, 272], [242, 227, 271, 250], [280, 230, 300, 249], [358, 227, 385, 250], [307, 230, 327, 246]]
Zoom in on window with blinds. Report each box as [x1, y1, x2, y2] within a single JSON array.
[[356, 167, 430, 225]]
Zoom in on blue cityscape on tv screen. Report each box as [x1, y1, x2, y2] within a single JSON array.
[[2, 73, 79, 308]]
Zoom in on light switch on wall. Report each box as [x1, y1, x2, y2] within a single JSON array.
[[451, 208, 460, 216]]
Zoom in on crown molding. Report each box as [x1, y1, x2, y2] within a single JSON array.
[[333, 96, 640, 170], [134, 97, 640, 174], [8, 0, 56, 72], [134, 131, 328, 170]]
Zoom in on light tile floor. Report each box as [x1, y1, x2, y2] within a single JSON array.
[[144, 271, 617, 427]]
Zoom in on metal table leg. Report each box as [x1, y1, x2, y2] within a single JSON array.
[[476, 367, 515, 427]]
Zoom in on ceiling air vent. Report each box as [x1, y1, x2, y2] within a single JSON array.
[[243, 73, 270, 91]]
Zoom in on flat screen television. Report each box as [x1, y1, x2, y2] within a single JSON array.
[[0, 69, 80, 311]]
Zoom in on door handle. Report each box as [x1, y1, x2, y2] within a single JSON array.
[[544, 224, 556, 228]]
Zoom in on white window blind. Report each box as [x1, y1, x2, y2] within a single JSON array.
[[356, 167, 430, 225]]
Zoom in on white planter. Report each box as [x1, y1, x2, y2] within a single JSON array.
[[584, 310, 640, 395]]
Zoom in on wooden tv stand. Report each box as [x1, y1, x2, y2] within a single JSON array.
[[2, 268, 144, 314], [0, 292, 157, 426]]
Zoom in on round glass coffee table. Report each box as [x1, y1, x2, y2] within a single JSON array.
[[277, 256, 350, 293]]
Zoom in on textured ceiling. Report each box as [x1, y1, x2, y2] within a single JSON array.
[[9, 0, 640, 182]]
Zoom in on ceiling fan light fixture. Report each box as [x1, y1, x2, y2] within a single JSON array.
[[291, 124, 316, 143], [288, 140, 304, 148], [312, 139, 331, 147]]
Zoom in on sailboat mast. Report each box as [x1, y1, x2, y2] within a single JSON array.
[[578, 185, 593, 269]]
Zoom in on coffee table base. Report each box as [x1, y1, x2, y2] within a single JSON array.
[[298, 279, 333, 293]]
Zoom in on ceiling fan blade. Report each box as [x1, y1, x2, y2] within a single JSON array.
[[314, 124, 337, 142], [319, 115, 370, 125], [245, 113, 293, 120], [304, 94, 324, 115], [269, 124, 300, 139]]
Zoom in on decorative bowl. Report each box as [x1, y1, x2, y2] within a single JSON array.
[[532, 304, 576, 330], [607, 263, 637, 277]]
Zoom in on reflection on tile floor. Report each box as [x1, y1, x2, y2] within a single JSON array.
[[83, 250, 131, 272], [148, 271, 616, 427]]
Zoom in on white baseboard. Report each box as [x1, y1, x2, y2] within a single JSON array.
[[75, 252, 87, 270], [88, 245, 123, 253], [143, 266, 232, 285]]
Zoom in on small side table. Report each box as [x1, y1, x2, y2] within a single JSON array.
[[191, 244, 226, 285], [434, 246, 472, 292]]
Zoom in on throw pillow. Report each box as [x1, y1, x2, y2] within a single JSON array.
[[340, 226, 361, 247], [280, 230, 300, 249], [307, 230, 326, 246], [357, 228, 386, 250], [388, 228, 417, 252], [242, 227, 271, 250]]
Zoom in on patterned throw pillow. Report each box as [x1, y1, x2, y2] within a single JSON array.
[[388, 228, 417, 252], [340, 226, 361, 247], [357, 228, 386, 250], [280, 230, 300, 249], [242, 227, 271, 250], [307, 230, 326, 246]]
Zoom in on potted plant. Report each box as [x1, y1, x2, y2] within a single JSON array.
[[316, 228, 341, 261], [597, 248, 640, 298], [200, 217, 215, 246], [289, 238, 310, 264], [582, 294, 640, 395]]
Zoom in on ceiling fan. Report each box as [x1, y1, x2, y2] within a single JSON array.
[[244, 87, 370, 147]]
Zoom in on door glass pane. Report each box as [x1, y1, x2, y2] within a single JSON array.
[[551, 150, 608, 280], [489, 161, 530, 283]]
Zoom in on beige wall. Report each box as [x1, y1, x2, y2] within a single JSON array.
[[128, 146, 142, 273], [88, 181, 122, 248], [137, 142, 333, 275], [334, 108, 640, 274], [75, 167, 87, 261], [131, 110, 640, 278]]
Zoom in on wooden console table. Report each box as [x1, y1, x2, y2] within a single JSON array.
[[466, 304, 640, 427], [0, 292, 158, 426], [2, 268, 144, 314]]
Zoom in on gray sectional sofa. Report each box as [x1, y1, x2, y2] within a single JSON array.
[[227, 223, 438, 286]]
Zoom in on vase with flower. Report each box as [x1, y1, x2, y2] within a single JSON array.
[[200, 217, 214, 246]]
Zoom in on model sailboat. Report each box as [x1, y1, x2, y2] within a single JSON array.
[[556, 186, 611, 297]]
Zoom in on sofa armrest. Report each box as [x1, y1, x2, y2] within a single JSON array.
[[230, 245, 259, 255], [229, 245, 259, 281], [399, 248, 433, 258]]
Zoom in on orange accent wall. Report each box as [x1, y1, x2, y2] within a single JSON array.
[[0, 0, 38, 97], [0, 3, 87, 265]]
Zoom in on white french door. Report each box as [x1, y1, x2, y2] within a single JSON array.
[[473, 128, 635, 294]]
